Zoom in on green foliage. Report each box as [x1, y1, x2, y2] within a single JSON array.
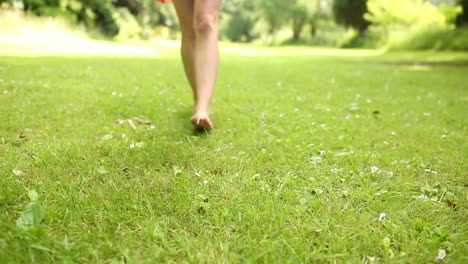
[[365, 0, 459, 29], [113, 7, 140, 40], [364, 0, 464, 50], [339, 29, 384, 48], [221, 0, 258, 42], [16, 190, 44, 230], [392, 27, 468, 50], [290, 5, 308, 40], [258, 0, 289, 35], [332, 0, 370, 33]]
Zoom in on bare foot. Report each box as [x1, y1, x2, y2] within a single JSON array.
[[191, 111, 214, 130]]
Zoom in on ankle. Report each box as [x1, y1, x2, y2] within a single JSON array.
[[194, 104, 210, 114]]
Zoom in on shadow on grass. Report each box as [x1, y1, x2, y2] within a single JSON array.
[[176, 109, 212, 137]]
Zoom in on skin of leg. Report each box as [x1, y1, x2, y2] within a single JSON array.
[[192, 0, 223, 121], [173, 0, 222, 129], [172, 0, 197, 102]]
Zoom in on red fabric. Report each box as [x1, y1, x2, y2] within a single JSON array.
[[156, 0, 172, 3]]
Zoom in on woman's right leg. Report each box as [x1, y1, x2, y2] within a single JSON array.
[[173, 0, 197, 101]]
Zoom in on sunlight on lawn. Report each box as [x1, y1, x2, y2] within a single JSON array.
[[0, 35, 383, 57]]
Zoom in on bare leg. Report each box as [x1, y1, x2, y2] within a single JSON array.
[[172, 0, 197, 101], [173, 0, 222, 129], [191, 0, 222, 129]]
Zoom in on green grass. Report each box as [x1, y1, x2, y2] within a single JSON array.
[[0, 47, 467, 263]]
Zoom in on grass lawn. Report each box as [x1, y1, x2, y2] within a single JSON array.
[[0, 45, 467, 263]]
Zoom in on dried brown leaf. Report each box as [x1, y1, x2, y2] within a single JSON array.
[[128, 119, 137, 130], [134, 118, 152, 124], [445, 199, 457, 208], [116, 119, 137, 130]]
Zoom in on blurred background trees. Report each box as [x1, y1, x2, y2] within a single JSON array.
[[0, 0, 466, 49]]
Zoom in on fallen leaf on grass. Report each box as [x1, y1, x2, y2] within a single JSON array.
[[444, 199, 457, 208], [116, 119, 137, 130], [116, 118, 152, 130], [134, 118, 152, 124], [197, 206, 207, 214]]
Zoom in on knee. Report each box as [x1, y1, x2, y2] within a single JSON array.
[[193, 14, 218, 36]]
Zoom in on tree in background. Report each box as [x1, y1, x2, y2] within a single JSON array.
[[0, 0, 177, 39], [257, 0, 289, 36], [456, 0, 468, 26], [332, 0, 370, 33], [222, 0, 258, 42], [290, 4, 308, 40]]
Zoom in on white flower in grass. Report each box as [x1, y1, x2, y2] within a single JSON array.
[[112, 91, 117, 96], [12, 169, 23, 176], [129, 143, 135, 149], [441, 134, 446, 138], [387, 171, 394, 177], [423, 112, 432, 116], [366, 98, 372, 103], [367, 256, 376, 262], [331, 168, 340, 174], [371, 166, 380, 173], [320, 150, 326, 155], [310, 156, 322, 164], [148, 125, 156, 130], [391, 132, 396, 135], [203, 180, 208, 185], [379, 212, 386, 222], [435, 249, 446, 260], [194, 172, 201, 177]]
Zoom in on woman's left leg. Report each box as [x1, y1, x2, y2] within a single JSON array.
[[190, 0, 223, 129]]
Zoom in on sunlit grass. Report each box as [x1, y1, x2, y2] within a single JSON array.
[[0, 43, 467, 263]]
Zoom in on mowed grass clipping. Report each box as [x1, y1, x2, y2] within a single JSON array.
[[0, 48, 467, 263]]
